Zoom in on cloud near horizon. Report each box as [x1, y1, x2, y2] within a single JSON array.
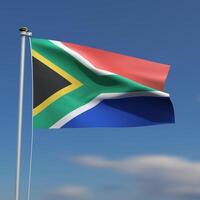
[[71, 155, 200, 199], [49, 185, 91, 200], [197, 95, 200, 103]]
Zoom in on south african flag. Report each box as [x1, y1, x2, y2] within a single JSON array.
[[31, 38, 174, 129]]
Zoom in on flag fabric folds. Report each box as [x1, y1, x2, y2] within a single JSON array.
[[30, 38, 174, 129]]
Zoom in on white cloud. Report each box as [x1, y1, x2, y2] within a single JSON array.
[[197, 95, 200, 103], [72, 155, 200, 198], [51, 185, 91, 199], [72, 155, 112, 168]]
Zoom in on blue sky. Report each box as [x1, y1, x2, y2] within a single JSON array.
[[0, 0, 200, 200]]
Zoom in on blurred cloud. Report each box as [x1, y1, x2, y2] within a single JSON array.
[[72, 155, 200, 199], [49, 185, 91, 200], [197, 95, 200, 103]]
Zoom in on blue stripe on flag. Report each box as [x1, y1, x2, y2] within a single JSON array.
[[62, 96, 175, 128]]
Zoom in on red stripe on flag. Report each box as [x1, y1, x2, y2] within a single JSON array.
[[63, 42, 170, 91]]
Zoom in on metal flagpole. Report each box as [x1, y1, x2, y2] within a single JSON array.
[[15, 27, 32, 200]]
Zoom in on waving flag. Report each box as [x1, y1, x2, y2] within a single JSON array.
[[30, 38, 174, 129]]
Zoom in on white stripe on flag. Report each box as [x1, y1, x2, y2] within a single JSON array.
[[50, 91, 169, 129], [50, 40, 114, 75]]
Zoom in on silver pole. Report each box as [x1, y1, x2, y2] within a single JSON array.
[[15, 27, 31, 200]]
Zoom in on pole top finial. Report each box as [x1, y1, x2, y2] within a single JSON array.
[[19, 27, 29, 32], [19, 27, 32, 37]]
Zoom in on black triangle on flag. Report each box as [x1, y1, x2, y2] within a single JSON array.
[[33, 57, 71, 108]]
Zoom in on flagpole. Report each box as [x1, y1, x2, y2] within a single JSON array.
[[15, 27, 32, 200]]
